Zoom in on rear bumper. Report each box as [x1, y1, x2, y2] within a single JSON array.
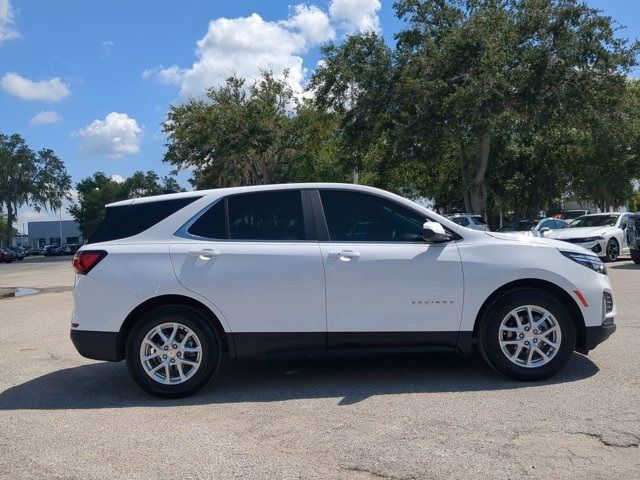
[[582, 323, 616, 352], [70, 329, 122, 362]]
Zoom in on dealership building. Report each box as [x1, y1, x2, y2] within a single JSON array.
[[25, 220, 83, 247]]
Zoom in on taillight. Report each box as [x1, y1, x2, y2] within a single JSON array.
[[72, 250, 107, 275]]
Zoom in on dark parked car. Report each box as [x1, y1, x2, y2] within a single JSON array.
[[626, 213, 640, 264], [25, 247, 44, 256], [0, 248, 14, 263], [44, 245, 64, 256], [7, 247, 25, 260]]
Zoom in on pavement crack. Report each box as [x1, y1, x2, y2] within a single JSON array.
[[570, 430, 640, 448]]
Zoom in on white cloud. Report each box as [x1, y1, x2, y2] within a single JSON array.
[[286, 4, 334, 44], [329, 0, 381, 34], [143, 3, 344, 99], [72, 112, 142, 158], [1, 73, 70, 101], [101, 39, 115, 58], [0, 0, 19, 44], [29, 110, 62, 125], [110, 174, 125, 184]]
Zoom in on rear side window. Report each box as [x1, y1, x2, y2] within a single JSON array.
[[471, 216, 487, 225], [186, 191, 306, 241], [452, 217, 469, 227], [228, 191, 305, 240], [89, 197, 201, 243], [320, 190, 425, 242]]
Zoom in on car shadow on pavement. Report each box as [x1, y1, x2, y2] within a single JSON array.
[[608, 262, 640, 270], [0, 350, 599, 410]]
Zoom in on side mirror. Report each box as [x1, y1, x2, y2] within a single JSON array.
[[422, 221, 451, 243], [539, 227, 550, 236], [621, 224, 627, 230]]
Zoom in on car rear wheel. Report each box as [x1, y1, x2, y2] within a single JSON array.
[[478, 289, 576, 381], [631, 249, 640, 264], [604, 238, 619, 262], [126, 305, 221, 398]]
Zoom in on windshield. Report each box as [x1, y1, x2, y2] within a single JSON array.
[[569, 215, 619, 228], [497, 220, 537, 232]]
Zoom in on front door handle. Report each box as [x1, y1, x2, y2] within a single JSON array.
[[328, 250, 360, 261], [188, 249, 220, 260]]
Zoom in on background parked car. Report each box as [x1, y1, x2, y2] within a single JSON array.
[[25, 247, 45, 256], [497, 218, 568, 237], [447, 213, 490, 231], [43, 245, 64, 256], [0, 248, 14, 263], [547, 212, 633, 262], [7, 247, 25, 260], [626, 213, 640, 264], [560, 210, 589, 220], [62, 244, 81, 255]]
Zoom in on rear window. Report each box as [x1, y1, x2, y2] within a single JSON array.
[[89, 197, 201, 243]]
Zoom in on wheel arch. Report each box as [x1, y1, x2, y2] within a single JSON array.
[[471, 278, 586, 351], [117, 294, 234, 359]]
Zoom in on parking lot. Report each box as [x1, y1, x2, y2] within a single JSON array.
[[0, 257, 638, 479]]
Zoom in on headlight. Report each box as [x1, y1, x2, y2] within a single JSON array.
[[560, 251, 607, 274], [581, 236, 604, 242]]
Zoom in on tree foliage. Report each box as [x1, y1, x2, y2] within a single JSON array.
[[69, 171, 184, 239], [162, 1, 640, 222], [0, 133, 71, 244]]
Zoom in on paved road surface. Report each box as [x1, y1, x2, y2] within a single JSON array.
[[0, 258, 638, 479]]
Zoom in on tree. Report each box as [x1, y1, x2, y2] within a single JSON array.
[[69, 171, 184, 239], [393, 0, 639, 217], [164, 72, 303, 189], [0, 133, 71, 244]]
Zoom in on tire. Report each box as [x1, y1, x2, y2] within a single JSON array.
[[631, 249, 640, 264], [604, 238, 619, 262], [478, 289, 576, 381], [126, 305, 221, 398]]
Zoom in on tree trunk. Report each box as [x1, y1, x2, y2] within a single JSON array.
[[468, 133, 490, 217], [5, 202, 14, 246], [458, 144, 471, 212]]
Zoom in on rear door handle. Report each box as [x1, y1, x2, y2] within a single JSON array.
[[188, 249, 220, 260], [328, 250, 360, 261]]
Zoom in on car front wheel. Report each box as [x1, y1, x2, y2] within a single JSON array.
[[478, 289, 576, 381], [604, 238, 619, 262], [126, 305, 221, 398]]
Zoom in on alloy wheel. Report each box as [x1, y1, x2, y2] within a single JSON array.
[[139, 322, 203, 385], [498, 305, 562, 368]]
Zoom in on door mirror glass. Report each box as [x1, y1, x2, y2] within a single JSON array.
[[422, 221, 451, 243], [539, 226, 550, 234]]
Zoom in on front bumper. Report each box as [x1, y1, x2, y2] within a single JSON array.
[[568, 239, 605, 257], [581, 323, 617, 353], [70, 329, 122, 362]]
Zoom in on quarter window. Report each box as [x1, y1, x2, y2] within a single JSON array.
[[320, 190, 425, 242], [187, 200, 226, 239]]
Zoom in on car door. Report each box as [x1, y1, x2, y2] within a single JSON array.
[[618, 214, 631, 252], [315, 189, 464, 349], [170, 189, 326, 357]]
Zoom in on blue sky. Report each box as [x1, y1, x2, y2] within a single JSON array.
[[0, 0, 638, 225]]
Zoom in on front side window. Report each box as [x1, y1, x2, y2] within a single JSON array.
[[320, 190, 425, 242]]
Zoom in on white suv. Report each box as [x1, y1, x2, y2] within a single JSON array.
[[70, 183, 616, 398]]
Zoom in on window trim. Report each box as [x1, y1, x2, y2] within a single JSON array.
[[174, 189, 317, 243], [312, 188, 461, 244]]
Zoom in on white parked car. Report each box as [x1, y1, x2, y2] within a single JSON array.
[[70, 184, 616, 398], [448, 213, 490, 231], [547, 213, 633, 262], [497, 218, 568, 237]]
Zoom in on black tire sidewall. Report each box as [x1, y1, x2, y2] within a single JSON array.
[[479, 289, 576, 381], [126, 306, 221, 398]]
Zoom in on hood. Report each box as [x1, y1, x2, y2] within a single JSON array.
[[546, 226, 608, 240], [485, 231, 591, 255]]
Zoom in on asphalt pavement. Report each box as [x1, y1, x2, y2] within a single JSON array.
[[0, 257, 638, 479]]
